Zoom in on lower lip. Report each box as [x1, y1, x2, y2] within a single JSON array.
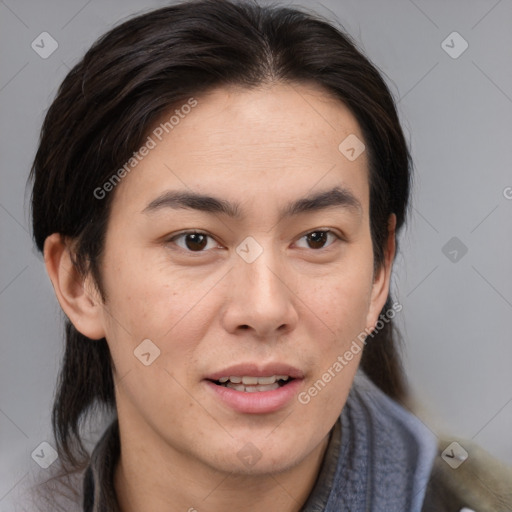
[[204, 379, 303, 414]]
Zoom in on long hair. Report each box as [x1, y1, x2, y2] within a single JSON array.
[[30, 0, 411, 479]]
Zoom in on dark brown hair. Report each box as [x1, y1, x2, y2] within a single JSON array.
[[30, 0, 411, 476]]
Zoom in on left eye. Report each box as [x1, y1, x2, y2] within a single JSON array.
[[170, 232, 220, 252], [295, 230, 340, 250]]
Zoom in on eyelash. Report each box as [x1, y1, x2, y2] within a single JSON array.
[[167, 229, 342, 253]]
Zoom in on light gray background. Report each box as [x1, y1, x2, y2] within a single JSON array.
[[1, 0, 511, 509]]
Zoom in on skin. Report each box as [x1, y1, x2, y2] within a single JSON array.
[[44, 81, 396, 512]]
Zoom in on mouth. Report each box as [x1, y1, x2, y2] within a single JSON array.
[[208, 375, 295, 393], [204, 363, 304, 414]]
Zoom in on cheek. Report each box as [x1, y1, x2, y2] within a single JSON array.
[[298, 268, 371, 414], [101, 250, 210, 334], [100, 259, 213, 408], [305, 258, 374, 343]]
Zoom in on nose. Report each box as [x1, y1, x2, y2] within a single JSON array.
[[220, 245, 299, 339]]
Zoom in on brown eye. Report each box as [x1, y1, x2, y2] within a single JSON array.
[[307, 231, 328, 249], [296, 230, 339, 250], [184, 233, 208, 251], [170, 232, 217, 252]]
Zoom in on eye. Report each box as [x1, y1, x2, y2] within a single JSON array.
[[295, 230, 341, 250], [169, 231, 220, 252]]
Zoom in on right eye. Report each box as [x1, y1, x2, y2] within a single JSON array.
[[167, 231, 221, 252]]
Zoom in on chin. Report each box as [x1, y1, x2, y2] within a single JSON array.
[[207, 436, 308, 476]]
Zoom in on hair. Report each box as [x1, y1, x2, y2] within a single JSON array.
[[30, 0, 411, 479]]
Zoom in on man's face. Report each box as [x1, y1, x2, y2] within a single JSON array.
[[95, 82, 391, 475]]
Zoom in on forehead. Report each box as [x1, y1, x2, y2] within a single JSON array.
[[110, 82, 369, 218]]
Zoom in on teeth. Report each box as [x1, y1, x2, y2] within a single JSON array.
[[214, 374, 292, 392], [255, 383, 280, 392], [242, 376, 259, 385], [226, 382, 280, 392], [226, 383, 245, 391], [220, 375, 290, 385], [254, 376, 275, 385]]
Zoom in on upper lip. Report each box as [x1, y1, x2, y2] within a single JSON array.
[[205, 363, 304, 381]]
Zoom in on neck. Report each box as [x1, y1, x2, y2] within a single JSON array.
[[114, 423, 331, 512]]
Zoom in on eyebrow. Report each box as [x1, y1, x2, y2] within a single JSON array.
[[142, 186, 362, 220]]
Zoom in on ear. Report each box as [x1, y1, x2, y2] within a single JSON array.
[[365, 214, 397, 330], [43, 233, 106, 340]]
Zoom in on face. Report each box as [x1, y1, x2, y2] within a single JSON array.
[[91, 82, 392, 476]]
